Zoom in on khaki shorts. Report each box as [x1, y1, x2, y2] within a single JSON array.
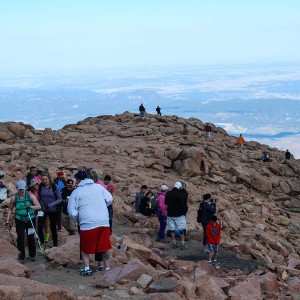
[[62, 213, 77, 231]]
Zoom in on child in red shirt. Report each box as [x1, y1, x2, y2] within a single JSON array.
[[205, 215, 221, 265]]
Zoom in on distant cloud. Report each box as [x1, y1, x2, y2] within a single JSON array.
[[72, 105, 79, 108]]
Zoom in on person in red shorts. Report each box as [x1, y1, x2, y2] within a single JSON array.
[[67, 170, 113, 276], [206, 215, 221, 266]]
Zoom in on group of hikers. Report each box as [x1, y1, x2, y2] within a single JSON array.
[[135, 181, 221, 266], [2, 167, 115, 276], [139, 103, 162, 117]]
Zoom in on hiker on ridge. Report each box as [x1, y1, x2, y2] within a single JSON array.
[[236, 134, 245, 150], [285, 149, 291, 160], [139, 103, 146, 117], [204, 123, 212, 138], [156, 106, 162, 116]]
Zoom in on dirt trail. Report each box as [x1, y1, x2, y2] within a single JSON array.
[[28, 220, 264, 297]]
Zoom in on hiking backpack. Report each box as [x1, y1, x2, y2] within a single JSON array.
[[0, 183, 8, 203]]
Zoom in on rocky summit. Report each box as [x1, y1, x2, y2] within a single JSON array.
[[0, 112, 300, 299]]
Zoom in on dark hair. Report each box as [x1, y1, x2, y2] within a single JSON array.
[[104, 175, 111, 181], [145, 191, 153, 197], [30, 166, 37, 172], [203, 193, 211, 201], [141, 185, 148, 190], [211, 215, 218, 222]]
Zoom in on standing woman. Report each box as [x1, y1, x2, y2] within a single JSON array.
[[37, 171, 62, 248], [6, 180, 41, 263]]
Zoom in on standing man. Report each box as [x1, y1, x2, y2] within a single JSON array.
[[139, 103, 146, 117], [285, 149, 291, 160], [156, 106, 162, 116], [26, 166, 38, 190], [135, 185, 148, 213], [61, 179, 76, 235], [165, 181, 188, 250], [199, 193, 217, 253], [236, 134, 245, 150], [204, 123, 212, 138], [68, 170, 113, 276]]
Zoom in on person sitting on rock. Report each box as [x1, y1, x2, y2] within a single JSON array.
[[206, 215, 221, 266], [135, 185, 148, 213], [261, 151, 270, 162], [140, 191, 155, 216], [156, 185, 168, 242], [165, 181, 188, 250]]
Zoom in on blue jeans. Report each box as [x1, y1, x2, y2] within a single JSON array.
[[158, 212, 167, 239]]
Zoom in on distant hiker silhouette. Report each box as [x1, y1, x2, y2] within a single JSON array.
[[156, 106, 162, 116], [285, 149, 291, 160], [261, 152, 270, 162], [139, 103, 146, 117], [236, 134, 245, 150], [204, 123, 212, 137]]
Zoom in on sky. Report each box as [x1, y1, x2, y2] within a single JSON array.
[[1, 0, 300, 73]]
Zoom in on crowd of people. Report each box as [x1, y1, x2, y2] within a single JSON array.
[[4, 166, 115, 276], [134, 181, 221, 265], [1, 141, 295, 274]]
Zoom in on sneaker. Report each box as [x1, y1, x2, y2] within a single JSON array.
[[77, 265, 85, 273], [98, 265, 104, 271], [38, 246, 44, 254], [105, 267, 111, 271], [212, 260, 219, 266], [18, 259, 25, 264], [29, 257, 36, 262], [180, 244, 187, 250], [80, 268, 92, 276], [207, 260, 212, 264]]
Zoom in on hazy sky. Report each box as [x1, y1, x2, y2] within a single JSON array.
[[1, 0, 300, 73]]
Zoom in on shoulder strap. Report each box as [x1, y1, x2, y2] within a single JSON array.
[[52, 183, 58, 200]]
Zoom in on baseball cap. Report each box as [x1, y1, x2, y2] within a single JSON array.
[[160, 185, 168, 191], [66, 179, 74, 186], [174, 182, 182, 189], [57, 171, 64, 177], [75, 170, 88, 180], [17, 180, 26, 190]]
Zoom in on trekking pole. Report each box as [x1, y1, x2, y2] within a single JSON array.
[[26, 207, 44, 256]]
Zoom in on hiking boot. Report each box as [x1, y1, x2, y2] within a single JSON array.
[[80, 268, 92, 276], [180, 244, 187, 250], [29, 256, 36, 262]]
